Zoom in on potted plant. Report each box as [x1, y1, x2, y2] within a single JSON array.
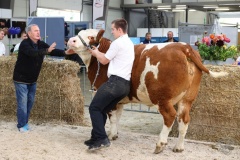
[[195, 33, 239, 65]]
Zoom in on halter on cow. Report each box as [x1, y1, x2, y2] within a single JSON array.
[[67, 29, 228, 154]]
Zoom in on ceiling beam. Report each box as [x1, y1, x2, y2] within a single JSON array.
[[121, 1, 240, 12]]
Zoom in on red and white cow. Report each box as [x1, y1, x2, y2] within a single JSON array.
[[67, 29, 228, 153]]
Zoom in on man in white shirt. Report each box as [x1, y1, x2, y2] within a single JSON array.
[[0, 29, 5, 56], [85, 18, 135, 150], [13, 31, 28, 52]]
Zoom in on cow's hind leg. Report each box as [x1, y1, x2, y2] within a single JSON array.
[[107, 104, 124, 140], [173, 101, 191, 152], [155, 101, 177, 154]]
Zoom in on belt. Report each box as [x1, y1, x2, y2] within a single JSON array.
[[110, 75, 130, 83]]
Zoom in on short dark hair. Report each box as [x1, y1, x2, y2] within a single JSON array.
[[21, 30, 26, 35], [145, 32, 151, 36], [111, 18, 128, 33]]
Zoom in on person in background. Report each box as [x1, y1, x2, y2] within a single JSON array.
[[0, 29, 6, 56], [13, 24, 75, 133], [163, 31, 178, 42], [142, 32, 152, 44], [85, 18, 135, 150], [233, 56, 240, 65], [13, 30, 28, 52]]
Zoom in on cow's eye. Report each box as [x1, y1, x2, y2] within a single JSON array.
[[73, 40, 76, 43]]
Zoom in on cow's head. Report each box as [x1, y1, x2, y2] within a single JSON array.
[[67, 29, 105, 67]]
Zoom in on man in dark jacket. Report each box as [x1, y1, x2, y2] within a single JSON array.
[[163, 31, 178, 43], [142, 32, 152, 44], [13, 24, 74, 132]]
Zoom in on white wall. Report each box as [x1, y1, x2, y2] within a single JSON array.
[[109, 0, 122, 8], [105, 10, 123, 40], [189, 11, 207, 24], [175, 10, 207, 26], [13, 0, 28, 18], [123, 0, 135, 5], [104, 0, 123, 40], [81, 5, 92, 22], [38, 0, 82, 11]]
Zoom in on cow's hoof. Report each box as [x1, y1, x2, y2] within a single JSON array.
[[154, 144, 166, 154], [112, 135, 118, 140], [108, 134, 118, 140], [172, 147, 184, 153]]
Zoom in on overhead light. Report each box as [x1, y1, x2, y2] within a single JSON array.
[[157, 5, 171, 8], [172, 9, 185, 12], [203, 5, 218, 9], [157, 7, 171, 10], [175, 5, 187, 9], [189, 9, 196, 12], [176, 5, 186, 7], [175, 7, 187, 9], [157, 5, 171, 10], [220, 3, 240, 6], [215, 7, 229, 11]]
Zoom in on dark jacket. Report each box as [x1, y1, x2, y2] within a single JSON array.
[[142, 39, 151, 44], [13, 38, 66, 83], [163, 38, 178, 43]]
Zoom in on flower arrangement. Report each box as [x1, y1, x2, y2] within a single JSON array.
[[195, 32, 239, 61]]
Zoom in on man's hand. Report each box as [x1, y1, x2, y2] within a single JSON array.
[[47, 42, 56, 53], [88, 46, 98, 57], [65, 49, 75, 55], [87, 46, 110, 65]]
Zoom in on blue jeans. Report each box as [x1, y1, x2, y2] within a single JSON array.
[[14, 82, 37, 129], [89, 75, 130, 140]]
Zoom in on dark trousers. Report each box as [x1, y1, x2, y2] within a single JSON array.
[[89, 75, 130, 140]]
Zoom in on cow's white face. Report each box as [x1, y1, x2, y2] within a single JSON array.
[[67, 29, 99, 67]]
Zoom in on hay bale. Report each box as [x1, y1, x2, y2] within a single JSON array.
[[0, 56, 84, 125], [170, 65, 240, 145]]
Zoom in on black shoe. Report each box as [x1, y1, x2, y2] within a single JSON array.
[[84, 138, 96, 146], [88, 138, 111, 150]]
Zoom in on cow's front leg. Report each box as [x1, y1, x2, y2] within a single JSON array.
[[155, 124, 173, 153], [108, 104, 124, 140], [155, 103, 176, 154]]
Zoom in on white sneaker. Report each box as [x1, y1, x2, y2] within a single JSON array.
[[18, 126, 28, 133]]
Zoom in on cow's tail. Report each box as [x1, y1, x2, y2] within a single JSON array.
[[184, 44, 228, 78], [209, 71, 228, 78]]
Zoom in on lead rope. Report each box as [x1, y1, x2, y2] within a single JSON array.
[[90, 60, 100, 93]]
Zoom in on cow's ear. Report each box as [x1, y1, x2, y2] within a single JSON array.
[[96, 29, 105, 42], [88, 36, 94, 40], [88, 36, 95, 44]]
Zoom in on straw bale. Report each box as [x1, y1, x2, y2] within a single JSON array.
[[0, 56, 84, 125], [170, 65, 240, 145]]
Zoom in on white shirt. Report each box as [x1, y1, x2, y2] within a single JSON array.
[[13, 42, 21, 52], [0, 42, 5, 56], [237, 56, 240, 62], [105, 34, 135, 81]]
